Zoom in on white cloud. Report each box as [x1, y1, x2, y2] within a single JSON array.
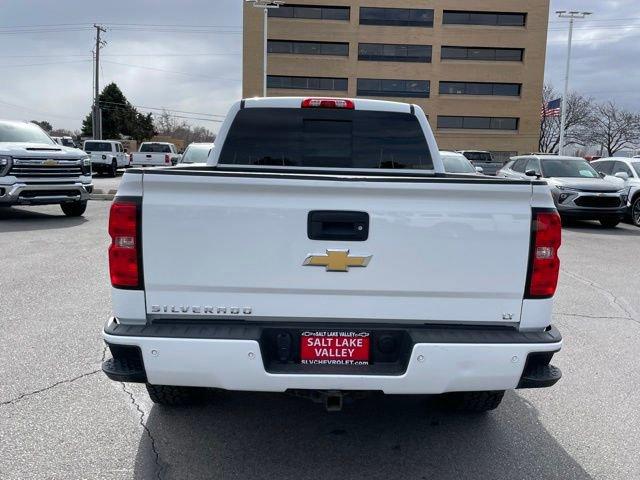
[[0, 0, 638, 132]]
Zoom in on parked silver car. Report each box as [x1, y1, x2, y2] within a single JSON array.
[[499, 155, 627, 228], [178, 142, 214, 165], [440, 151, 483, 175], [591, 157, 640, 227]]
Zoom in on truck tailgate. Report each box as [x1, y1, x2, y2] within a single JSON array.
[[132, 153, 166, 166], [141, 172, 533, 325]]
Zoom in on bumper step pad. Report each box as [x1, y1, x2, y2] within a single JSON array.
[[518, 363, 562, 389], [102, 345, 147, 383]]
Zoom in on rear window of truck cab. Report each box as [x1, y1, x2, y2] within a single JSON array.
[[84, 141, 112, 152], [219, 108, 433, 170], [140, 143, 172, 153]]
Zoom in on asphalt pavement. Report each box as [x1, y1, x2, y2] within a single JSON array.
[[1, 199, 639, 480]]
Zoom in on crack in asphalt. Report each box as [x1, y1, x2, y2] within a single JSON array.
[[1, 345, 108, 407], [121, 383, 164, 480], [555, 312, 635, 321], [0, 369, 101, 406], [561, 269, 639, 325]]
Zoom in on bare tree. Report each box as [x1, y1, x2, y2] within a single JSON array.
[[539, 84, 592, 153], [583, 102, 640, 156], [50, 128, 74, 137], [155, 109, 216, 145]]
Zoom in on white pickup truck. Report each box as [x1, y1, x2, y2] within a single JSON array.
[[0, 119, 93, 216], [102, 97, 563, 413], [83, 140, 129, 177], [130, 142, 181, 167]]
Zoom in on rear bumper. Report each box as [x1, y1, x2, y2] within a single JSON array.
[[0, 181, 92, 206], [102, 319, 562, 394]]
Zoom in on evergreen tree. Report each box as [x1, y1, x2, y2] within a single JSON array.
[[82, 83, 156, 141]]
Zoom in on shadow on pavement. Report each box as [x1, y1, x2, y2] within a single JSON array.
[[563, 220, 640, 236], [134, 391, 592, 480], [0, 206, 87, 232]]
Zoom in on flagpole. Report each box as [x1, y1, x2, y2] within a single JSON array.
[[557, 11, 592, 155]]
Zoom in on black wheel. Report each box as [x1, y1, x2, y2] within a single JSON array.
[[440, 390, 505, 413], [631, 196, 640, 227], [145, 384, 205, 406], [109, 160, 117, 177], [60, 200, 87, 217], [600, 218, 620, 228]]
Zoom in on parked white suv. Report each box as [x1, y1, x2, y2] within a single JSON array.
[[83, 140, 129, 177], [591, 157, 640, 226], [0, 120, 92, 216]]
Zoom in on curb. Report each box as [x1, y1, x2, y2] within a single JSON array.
[[90, 189, 117, 201]]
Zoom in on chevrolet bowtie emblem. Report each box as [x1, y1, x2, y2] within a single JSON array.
[[43, 159, 58, 166], [303, 249, 372, 272]]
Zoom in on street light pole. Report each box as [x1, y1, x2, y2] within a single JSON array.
[[246, 0, 285, 97], [556, 11, 592, 155]]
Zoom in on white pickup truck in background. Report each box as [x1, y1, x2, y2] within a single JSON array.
[[102, 97, 563, 413], [130, 142, 181, 167], [83, 140, 129, 177], [0, 119, 93, 216]]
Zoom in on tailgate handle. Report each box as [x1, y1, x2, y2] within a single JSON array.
[[308, 211, 369, 241]]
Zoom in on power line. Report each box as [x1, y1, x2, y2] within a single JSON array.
[[99, 104, 223, 123], [0, 28, 94, 35], [101, 60, 240, 82], [98, 100, 227, 118], [0, 98, 79, 120], [0, 52, 241, 58], [1, 59, 91, 67]]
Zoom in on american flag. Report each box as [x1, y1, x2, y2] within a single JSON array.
[[541, 98, 562, 118]]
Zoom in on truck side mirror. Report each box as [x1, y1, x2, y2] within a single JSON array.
[[525, 169, 540, 178], [599, 171, 607, 178], [475, 166, 484, 174], [614, 172, 629, 181]]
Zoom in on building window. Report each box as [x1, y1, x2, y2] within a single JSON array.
[[357, 79, 430, 98], [441, 46, 524, 62], [359, 7, 434, 27], [439, 81, 521, 96], [269, 5, 350, 21], [443, 11, 527, 27], [267, 75, 348, 91], [358, 43, 432, 62], [437, 116, 519, 130], [268, 40, 349, 56]]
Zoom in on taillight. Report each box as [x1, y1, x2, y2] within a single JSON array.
[[109, 199, 141, 289], [302, 98, 355, 109], [527, 210, 562, 298], [165, 154, 170, 164]]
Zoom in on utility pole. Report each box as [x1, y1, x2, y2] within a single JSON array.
[[556, 11, 592, 155], [245, 0, 285, 96], [92, 24, 107, 140]]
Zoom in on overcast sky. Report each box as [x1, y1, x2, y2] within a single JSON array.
[[0, 0, 638, 132]]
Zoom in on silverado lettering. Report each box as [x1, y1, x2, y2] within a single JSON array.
[[150, 305, 252, 315]]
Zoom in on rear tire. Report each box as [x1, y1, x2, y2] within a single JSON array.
[[60, 200, 87, 217], [440, 390, 505, 413], [109, 160, 117, 177], [600, 218, 620, 228], [145, 384, 205, 406]]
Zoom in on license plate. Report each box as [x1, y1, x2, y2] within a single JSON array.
[[300, 331, 370, 365]]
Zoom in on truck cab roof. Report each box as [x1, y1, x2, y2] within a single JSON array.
[[242, 96, 414, 113]]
